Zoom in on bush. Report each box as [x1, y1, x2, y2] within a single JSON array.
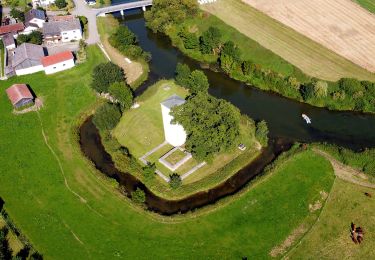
[[142, 163, 156, 180], [175, 63, 191, 87], [169, 173, 182, 189], [10, 8, 24, 22], [108, 82, 133, 112], [93, 103, 122, 131], [255, 120, 269, 147], [131, 188, 146, 204], [55, 0, 67, 9], [91, 62, 124, 93]]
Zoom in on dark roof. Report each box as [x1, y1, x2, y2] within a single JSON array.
[[2, 33, 15, 47], [6, 84, 33, 106], [42, 19, 81, 36], [41, 51, 74, 67], [25, 9, 46, 23], [161, 95, 185, 109], [12, 43, 45, 69], [0, 23, 24, 35]]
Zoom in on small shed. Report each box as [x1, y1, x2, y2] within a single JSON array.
[[160, 94, 187, 147], [6, 84, 34, 108]]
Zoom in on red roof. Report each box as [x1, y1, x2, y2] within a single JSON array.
[[6, 84, 33, 106], [41, 51, 74, 67], [0, 23, 24, 35]]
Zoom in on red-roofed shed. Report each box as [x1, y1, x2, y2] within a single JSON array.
[[6, 84, 34, 108], [0, 23, 24, 35]]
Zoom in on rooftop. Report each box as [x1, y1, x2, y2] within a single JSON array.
[[2, 33, 15, 47], [12, 43, 45, 68], [41, 51, 74, 67], [25, 9, 46, 23], [6, 84, 34, 106], [42, 19, 81, 35], [161, 94, 186, 109], [0, 23, 24, 35]]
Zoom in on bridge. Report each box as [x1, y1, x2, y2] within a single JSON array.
[[95, 0, 153, 16]]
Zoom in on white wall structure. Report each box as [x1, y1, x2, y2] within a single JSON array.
[[15, 65, 44, 76], [43, 58, 75, 74], [160, 95, 187, 147], [41, 51, 75, 75], [61, 29, 82, 43]]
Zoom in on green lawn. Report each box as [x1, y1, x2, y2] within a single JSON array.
[[113, 80, 259, 198], [201, 0, 375, 81], [289, 178, 375, 259], [0, 68, 336, 260], [355, 0, 375, 13]]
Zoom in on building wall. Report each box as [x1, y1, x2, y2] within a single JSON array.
[[61, 29, 82, 43], [31, 18, 45, 28], [15, 98, 34, 108], [15, 65, 44, 76], [161, 104, 187, 147], [44, 59, 75, 74]]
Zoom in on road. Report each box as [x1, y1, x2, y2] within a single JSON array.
[[71, 0, 100, 44]]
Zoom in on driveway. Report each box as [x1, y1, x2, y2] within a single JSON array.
[[71, 0, 100, 44]]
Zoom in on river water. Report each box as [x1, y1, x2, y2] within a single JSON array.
[[79, 10, 375, 215]]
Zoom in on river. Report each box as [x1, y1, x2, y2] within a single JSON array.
[[79, 10, 375, 215]]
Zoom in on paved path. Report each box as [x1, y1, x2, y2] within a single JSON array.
[[72, 0, 100, 44]]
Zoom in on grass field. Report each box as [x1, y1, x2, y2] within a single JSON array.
[[355, 0, 375, 13], [289, 178, 375, 258], [113, 80, 259, 197], [201, 0, 375, 81], [0, 72, 335, 260]]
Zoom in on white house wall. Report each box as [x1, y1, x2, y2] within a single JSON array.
[[44, 59, 74, 75], [161, 104, 187, 147], [15, 65, 44, 76], [61, 29, 82, 43]]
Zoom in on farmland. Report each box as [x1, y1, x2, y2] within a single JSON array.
[[244, 0, 375, 73], [201, 0, 375, 81], [355, 0, 375, 13]]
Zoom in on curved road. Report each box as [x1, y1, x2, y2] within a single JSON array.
[[72, 0, 100, 44]]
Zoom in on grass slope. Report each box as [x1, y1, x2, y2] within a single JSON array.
[[355, 0, 375, 13], [0, 59, 334, 259], [289, 178, 375, 258], [201, 0, 375, 81]]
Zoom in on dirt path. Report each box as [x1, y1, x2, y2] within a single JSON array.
[[313, 149, 375, 189]]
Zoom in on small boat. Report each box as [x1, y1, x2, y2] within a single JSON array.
[[302, 114, 312, 124]]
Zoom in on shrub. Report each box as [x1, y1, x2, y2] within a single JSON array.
[[142, 163, 156, 180], [55, 0, 67, 9], [93, 103, 122, 131], [108, 82, 133, 112], [255, 120, 269, 147], [169, 173, 182, 189], [338, 78, 362, 95], [131, 188, 146, 204], [313, 80, 328, 98], [175, 63, 191, 87]]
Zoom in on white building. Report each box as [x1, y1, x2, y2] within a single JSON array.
[[160, 95, 187, 147], [23, 9, 46, 34], [12, 43, 45, 76], [32, 0, 55, 8], [41, 51, 75, 74], [43, 18, 82, 44]]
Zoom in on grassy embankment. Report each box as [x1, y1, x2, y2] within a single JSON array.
[[112, 80, 259, 198], [0, 68, 336, 260], [0, 216, 24, 257], [97, 15, 149, 89], [200, 0, 375, 82], [0, 41, 4, 78], [288, 178, 375, 258], [355, 0, 375, 13]]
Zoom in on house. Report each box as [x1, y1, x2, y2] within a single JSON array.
[[42, 18, 82, 44], [32, 0, 55, 7], [23, 9, 46, 34], [6, 84, 34, 108], [0, 23, 25, 36], [41, 51, 75, 74], [12, 43, 45, 76], [2, 33, 16, 50], [160, 95, 187, 147]]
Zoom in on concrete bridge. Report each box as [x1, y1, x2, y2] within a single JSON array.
[[95, 0, 153, 17]]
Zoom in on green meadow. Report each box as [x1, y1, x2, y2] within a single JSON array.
[[0, 46, 335, 258]]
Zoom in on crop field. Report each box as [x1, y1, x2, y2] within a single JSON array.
[[355, 0, 375, 14], [244, 0, 375, 73], [201, 0, 375, 81]]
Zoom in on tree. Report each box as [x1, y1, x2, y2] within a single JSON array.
[[178, 29, 199, 50], [93, 103, 122, 131], [131, 188, 146, 204], [300, 83, 315, 101], [144, 0, 199, 33], [313, 80, 328, 98], [16, 34, 29, 45], [200, 26, 222, 54], [91, 62, 124, 93], [171, 92, 241, 161], [175, 63, 191, 87], [188, 70, 209, 93], [0, 227, 12, 260], [10, 8, 24, 22], [109, 82, 133, 112], [55, 0, 67, 9], [255, 120, 269, 147], [29, 31, 43, 45], [142, 163, 156, 180], [169, 173, 181, 189], [339, 78, 362, 95], [109, 25, 137, 47], [221, 41, 241, 62]]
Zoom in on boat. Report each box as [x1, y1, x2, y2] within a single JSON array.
[[302, 114, 312, 124]]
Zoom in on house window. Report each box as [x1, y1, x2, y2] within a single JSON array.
[[53, 67, 56, 69], [73, 30, 76, 33], [63, 64, 66, 66]]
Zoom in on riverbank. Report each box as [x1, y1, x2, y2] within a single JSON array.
[[97, 15, 149, 89], [157, 7, 375, 114]]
